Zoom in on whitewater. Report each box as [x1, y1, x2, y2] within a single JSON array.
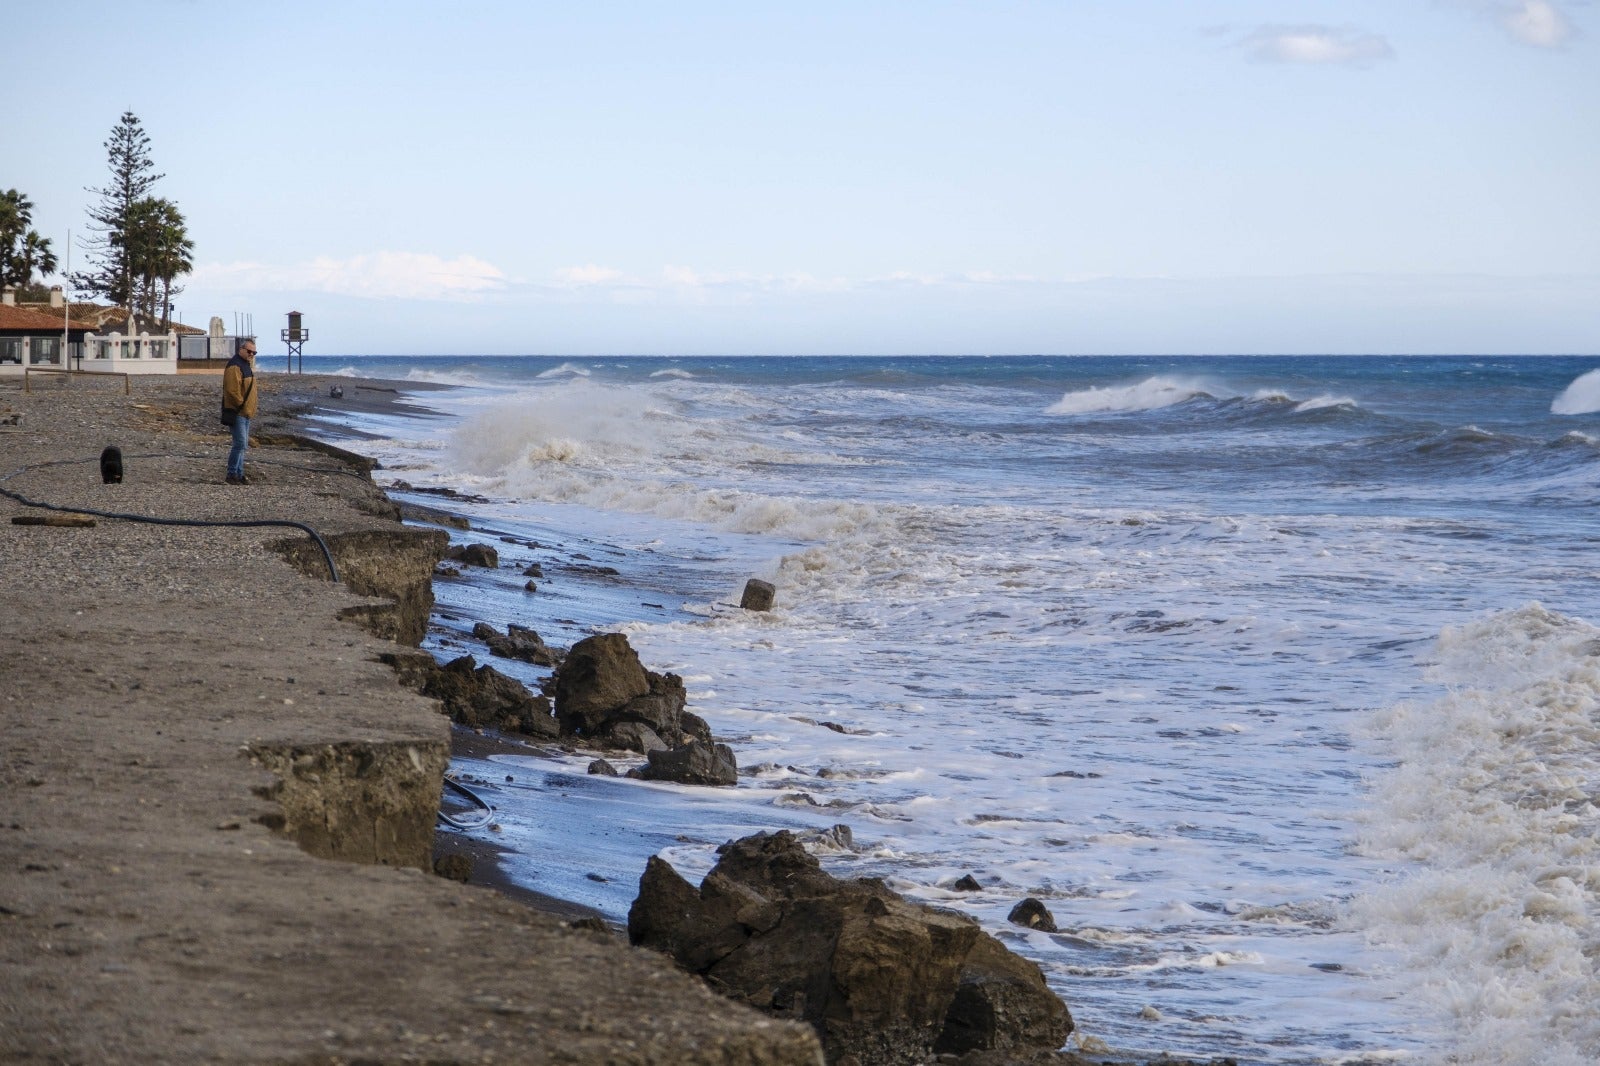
[[293, 354, 1600, 1065]]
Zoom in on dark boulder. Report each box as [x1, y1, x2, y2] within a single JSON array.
[[587, 758, 619, 776], [421, 655, 558, 739], [952, 874, 983, 892], [679, 709, 715, 746], [551, 633, 715, 754], [596, 720, 667, 755], [471, 621, 563, 667], [433, 853, 472, 882], [628, 831, 1072, 1066], [552, 633, 652, 735], [933, 933, 1073, 1056], [444, 542, 500, 568], [639, 739, 738, 787], [1007, 898, 1058, 934], [740, 578, 776, 611]]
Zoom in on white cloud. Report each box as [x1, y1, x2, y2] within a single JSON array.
[[1499, 0, 1575, 47], [1239, 24, 1395, 67], [192, 252, 507, 301]]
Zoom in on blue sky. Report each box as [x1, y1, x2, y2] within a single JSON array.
[[5, 1, 1596, 355]]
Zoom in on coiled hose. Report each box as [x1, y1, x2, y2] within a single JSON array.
[[439, 777, 495, 830]]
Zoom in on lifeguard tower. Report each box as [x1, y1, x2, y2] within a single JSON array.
[[282, 310, 308, 373]]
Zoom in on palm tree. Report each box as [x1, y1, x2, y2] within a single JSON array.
[[19, 232, 58, 284], [0, 189, 36, 287], [124, 197, 193, 327], [1, 189, 61, 290], [152, 215, 193, 330]]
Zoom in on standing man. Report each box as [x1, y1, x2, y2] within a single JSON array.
[[222, 338, 259, 485]]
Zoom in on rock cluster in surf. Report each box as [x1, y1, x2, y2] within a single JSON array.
[[629, 830, 1073, 1065], [392, 624, 738, 786], [553, 633, 738, 786]]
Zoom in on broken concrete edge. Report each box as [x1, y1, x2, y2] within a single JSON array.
[[219, 453, 459, 872], [247, 739, 451, 870]]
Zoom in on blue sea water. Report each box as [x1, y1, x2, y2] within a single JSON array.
[[291, 354, 1600, 1065]]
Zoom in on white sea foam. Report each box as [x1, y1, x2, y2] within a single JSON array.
[[1355, 603, 1600, 1065], [1047, 375, 1213, 415], [537, 361, 593, 379], [1293, 394, 1356, 413], [1048, 377, 1361, 418], [402, 367, 487, 386], [1551, 368, 1600, 415], [650, 368, 695, 379], [444, 381, 910, 542], [448, 382, 681, 470]]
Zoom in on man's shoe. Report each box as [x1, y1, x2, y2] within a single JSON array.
[[226, 474, 246, 485]]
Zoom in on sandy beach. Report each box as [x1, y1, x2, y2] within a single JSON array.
[[0, 370, 822, 1064]]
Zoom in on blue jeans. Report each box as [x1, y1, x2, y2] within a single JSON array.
[[227, 416, 250, 479]]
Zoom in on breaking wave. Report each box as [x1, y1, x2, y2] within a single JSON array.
[[1551, 369, 1600, 416], [1047, 376, 1362, 421], [1355, 603, 1600, 1066], [537, 361, 592, 380], [1047, 376, 1214, 415]]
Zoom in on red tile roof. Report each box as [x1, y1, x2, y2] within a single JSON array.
[[0, 305, 91, 331]]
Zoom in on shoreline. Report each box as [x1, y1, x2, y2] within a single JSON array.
[[0, 369, 1244, 1065], [299, 376, 1247, 1066], [0, 371, 823, 1064]]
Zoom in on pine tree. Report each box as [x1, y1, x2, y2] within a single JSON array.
[[73, 112, 165, 320]]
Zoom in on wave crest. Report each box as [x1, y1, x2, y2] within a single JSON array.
[[1552, 368, 1600, 416], [537, 361, 592, 380], [1047, 376, 1213, 415], [1048, 376, 1361, 419]]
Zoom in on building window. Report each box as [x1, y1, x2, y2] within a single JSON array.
[[31, 337, 61, 365], [94, 340, 110, 360], [148, 340, 167, 359], [0, 338, 21, 364]]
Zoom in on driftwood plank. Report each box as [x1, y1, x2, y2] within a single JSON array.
[[12, 514, 97, 528]]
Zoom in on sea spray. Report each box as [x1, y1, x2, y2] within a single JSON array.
[[1356, 603, 1600, 1066], [1551, 368, 1600, 415]]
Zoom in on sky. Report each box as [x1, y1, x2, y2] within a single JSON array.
[[4, 1, 1597, 356]]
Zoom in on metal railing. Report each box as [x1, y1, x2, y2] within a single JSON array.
[[23, 367, 131, 395]]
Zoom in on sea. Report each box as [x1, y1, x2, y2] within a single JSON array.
[[286, 353, 1600, 1066]]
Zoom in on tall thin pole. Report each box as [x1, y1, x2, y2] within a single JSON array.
[[63, 229, 71, 368]]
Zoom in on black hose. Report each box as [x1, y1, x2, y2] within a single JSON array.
[[0, 455, 342, 582]]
